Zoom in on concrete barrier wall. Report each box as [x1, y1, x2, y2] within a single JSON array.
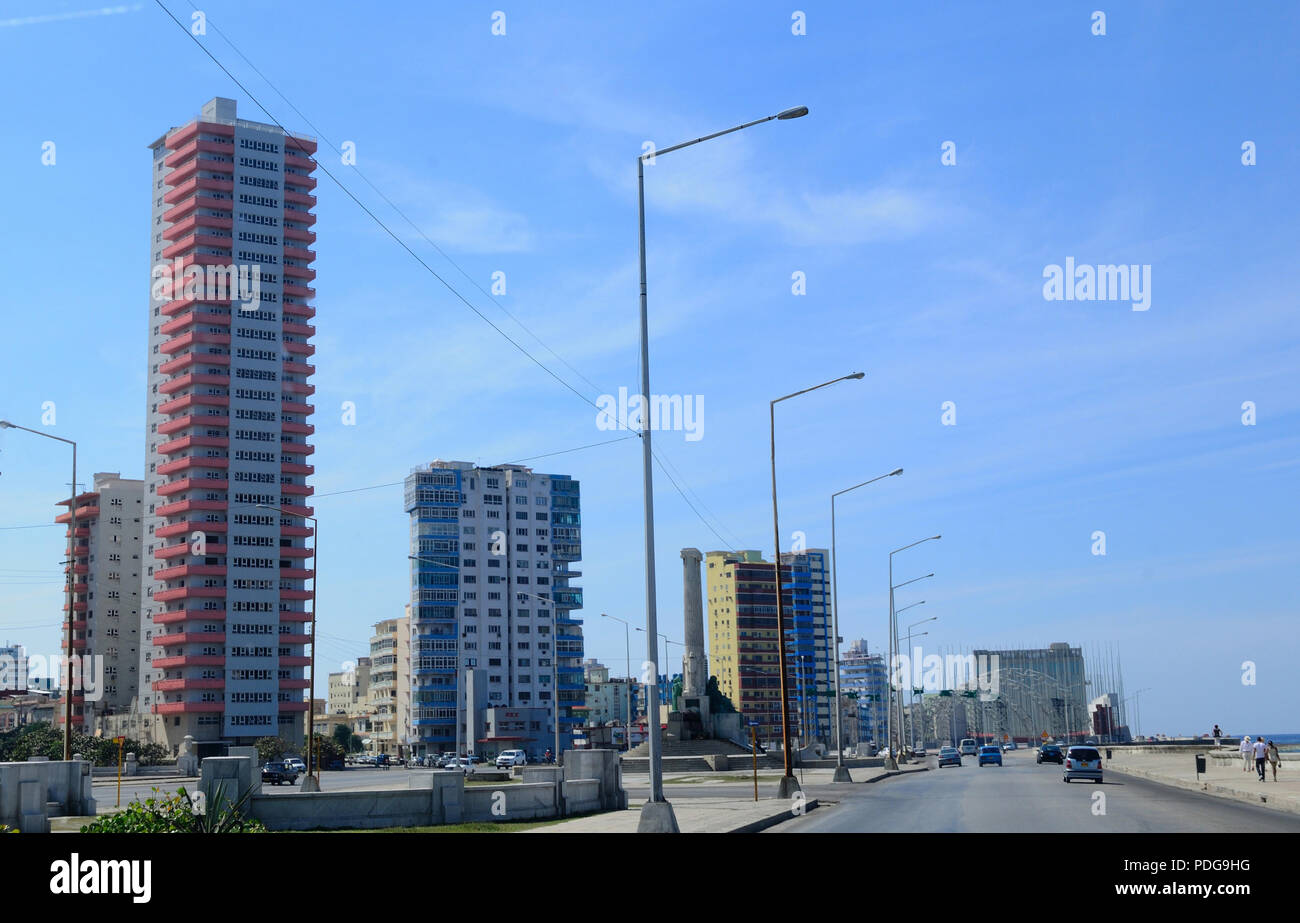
[[0, 759, 96, 832], [200, 756, 624, 831], [563, 779, 601, 815]]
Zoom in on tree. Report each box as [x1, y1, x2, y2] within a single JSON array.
[[331, 724, 352, 751], [254, 736, 286, 763]]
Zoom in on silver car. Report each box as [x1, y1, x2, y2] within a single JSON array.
[[1063, 745, 1103, 783]]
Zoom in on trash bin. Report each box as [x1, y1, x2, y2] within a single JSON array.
[[1106, 748, 1112, 760], [1195, 753, 1206, 776]]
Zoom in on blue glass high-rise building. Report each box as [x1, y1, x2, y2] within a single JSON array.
[[404, 461, 583, 759]]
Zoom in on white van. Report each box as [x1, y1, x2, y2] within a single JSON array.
[[959, 738, 978, 757]]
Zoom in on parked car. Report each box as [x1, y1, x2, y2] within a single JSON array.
[[959, 738, 978, 757], [978, 745, 1003, 767], [262, 761, 298, 786], [1037, 743, 1064, 764], [446, 757, 481, 775], [937, 746, 962, 768], [496, 749, 528, 768], [913, 742, 928, 758], [1063, 745, 1104, 783]]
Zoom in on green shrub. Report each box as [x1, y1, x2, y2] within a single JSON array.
[[81, 785, 265, 833]]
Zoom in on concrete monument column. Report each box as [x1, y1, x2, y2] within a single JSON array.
[[681, 548, 706, 697]]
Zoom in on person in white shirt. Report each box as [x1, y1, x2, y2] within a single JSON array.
[[1240, 735, 1253, 771], [1253, 737, 1268, 780]]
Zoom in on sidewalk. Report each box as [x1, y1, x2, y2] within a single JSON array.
[[524, 795, 821, 833], [1105, 748, 1300, 815]]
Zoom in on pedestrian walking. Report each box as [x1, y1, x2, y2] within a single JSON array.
[[1212, 724, 1222, 748], [1267, 741, 1281, 782], [1253, 736, 1268, 781], [1240, 735, 1253, 771]]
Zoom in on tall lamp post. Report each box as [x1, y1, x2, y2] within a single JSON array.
[[770, 372, 866, 798], [636, 104, 809, 832], [1, 419, 78, 759], [886, 536, 940, 770], [828, 468, 903, 782], [258, 503, 319, 790], [901, 610, 933, 749], [601, 613, 634, 751]]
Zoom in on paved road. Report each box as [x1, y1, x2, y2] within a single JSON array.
[[771, 750, 1300, 833]]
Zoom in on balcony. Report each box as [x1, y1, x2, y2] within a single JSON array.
[[157, 455, 228, 476], [152, 631, 226, 646], [154, 609, 226, 625], [283, 226, 316, 244], [165, 137, 233, 168], [152, 585, 225, 603], [280, 655, 310, 667], [159, 331, 232, 355], [158, 370, 230, 393], [158, 434, 229, 455], [280, 483, 313, 498], [164, 120, 234, 150], [284, 152, 315, 171], [283, 341, 315, 357], [151, 654, 224, 669], [152, 678, 224, 692], [156, 414, 230, 437], [156, 475, 228, 497], [155, 519, 227, 539], [154, 702, 224, 715], [157, 392, 230, 416], [164, 211, 234, 240], [282, 320, 315, 337], [160, 350, 231, 374], [154, 563, 227, 581], [165, 156, 234, 188], [283, 207, 315, 227], [156, 498, 227, 518], [163, 194, 231, 225], [163, 175, 234, 205]]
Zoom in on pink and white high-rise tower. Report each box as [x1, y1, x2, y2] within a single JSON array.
[[138, 98, 318, 750]]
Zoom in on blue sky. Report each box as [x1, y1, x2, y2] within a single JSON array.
[[1, 1, 1296, 735]]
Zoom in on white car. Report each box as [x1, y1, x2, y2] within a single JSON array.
[[959, 738, 978, 757], [913, 742, 928, 757], [496, 749, 528, 768], [284, 757, 306, 774]]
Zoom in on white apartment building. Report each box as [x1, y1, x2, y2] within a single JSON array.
[[404, 461, 584, 760]]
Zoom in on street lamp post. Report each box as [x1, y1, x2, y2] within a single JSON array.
[[600, 613, 634, 752], [885, 536, 940, 770], [828, 468, 903, 782], [904, 613, 935, 754], [770, 372, 865, 798], [636, 104, 808, 833], [258, 504, 320, 790], [2, 420, 78, 759]]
